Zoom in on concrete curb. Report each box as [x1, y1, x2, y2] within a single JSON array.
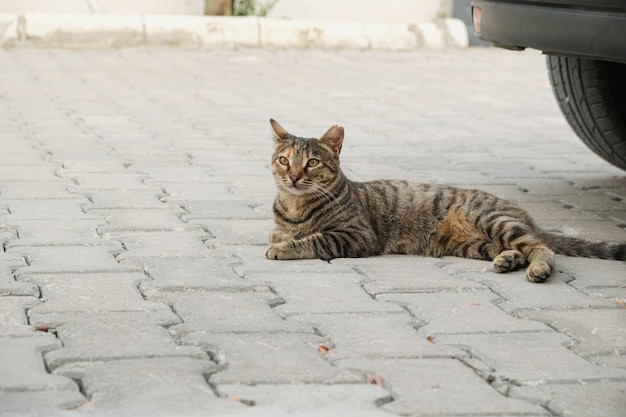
[[0, 14, 469, 49]]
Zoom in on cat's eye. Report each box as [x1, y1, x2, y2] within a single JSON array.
[[307, 159, 320, 167], [278, 156, 289, 166]]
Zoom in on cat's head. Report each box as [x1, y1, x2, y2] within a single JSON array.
[[269, 119, 344, 196]]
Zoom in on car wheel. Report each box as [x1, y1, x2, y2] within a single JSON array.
[[547, 55, 626, 171]]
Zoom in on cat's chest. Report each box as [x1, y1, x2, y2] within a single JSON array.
[[275, 195, 331, 225]]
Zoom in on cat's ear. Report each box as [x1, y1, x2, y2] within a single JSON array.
[[270, 119, 291, 142], [319, 125, 344, 156]]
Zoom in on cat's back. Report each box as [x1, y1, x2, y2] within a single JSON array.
[[350, 180, 512, 255]]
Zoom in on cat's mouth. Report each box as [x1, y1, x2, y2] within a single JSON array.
[[282, 180, 310, 195]]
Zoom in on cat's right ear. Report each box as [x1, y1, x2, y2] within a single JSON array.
[[270, 119, 291, 142]]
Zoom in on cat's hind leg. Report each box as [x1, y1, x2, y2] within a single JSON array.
[[493, 250, 527, 273]]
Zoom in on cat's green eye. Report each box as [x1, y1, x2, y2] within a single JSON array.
[[278, 156, 289, 166], [307, 159, 320, 168]]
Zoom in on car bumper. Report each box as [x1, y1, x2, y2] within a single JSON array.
[[471, 0, 626, 63]]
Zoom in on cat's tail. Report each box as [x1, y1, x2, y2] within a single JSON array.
[[541, 232, 626, 261]]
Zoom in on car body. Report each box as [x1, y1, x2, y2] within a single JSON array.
[[471, 0, 626, 170]]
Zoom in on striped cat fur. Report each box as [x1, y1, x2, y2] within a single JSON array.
[[266, 119, 626, 282]]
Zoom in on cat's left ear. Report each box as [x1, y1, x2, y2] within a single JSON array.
[[319, 125, 344, 156]]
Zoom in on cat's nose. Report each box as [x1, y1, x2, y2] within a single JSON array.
[[289, 174, 300, 184]]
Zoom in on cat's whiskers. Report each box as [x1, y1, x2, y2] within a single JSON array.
[[306, 182, 341, 206]]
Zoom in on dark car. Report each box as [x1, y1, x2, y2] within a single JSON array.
[[471, 0, 626, 170]]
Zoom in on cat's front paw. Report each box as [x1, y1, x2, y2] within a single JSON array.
[[269, 229, 295, 244], [265, 242, 297, 260]]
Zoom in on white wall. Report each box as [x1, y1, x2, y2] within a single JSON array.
[[268, 0, 450, 23]]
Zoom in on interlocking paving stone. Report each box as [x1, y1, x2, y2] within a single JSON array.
[[518, 309, 626, 359], [23, 273, 175, 319], [185, 332, 362, 386], [129, 256, 258, 292], [509, 382, 626, 417], [378, 291, 550, 335], [0, 198, 96, 220], [0, 296, 40, 335], [291, 312, 466, 360], [54, 357, 243, 416], [83, 189, 169, 209], [5, 219, 108, 247], [436, 332, 626, 384], [456, 269, 617, 313], [45, 322, 205, 370], [0, 335, 78, 391], [93, 208, 199, 233], [0, 181, 72, 199], [337, 358, 549, 416], [249, 272, 405, 315], [107, 230, 213, 259], [10, 246, 136, 276], [197, 218, 276, 246], [218, 384, 392, 417], [147, 289, 310, 335], [0, 262, 39, 296], [0, 391, 86, 416], [337, 256, 489, 295]]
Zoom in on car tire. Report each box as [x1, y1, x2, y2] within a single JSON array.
[[547, 55, 626, 171]]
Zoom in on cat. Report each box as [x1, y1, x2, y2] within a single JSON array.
[[265, 119, 626, 282]]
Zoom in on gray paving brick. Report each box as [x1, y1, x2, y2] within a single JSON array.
[[436, 332, 626, 384], [22, 273, 178, 324], [0, 181, 72, 199], [0, 335, 79, 391], [510, 382, 626, 417], [557, 256, 626, 288], [84, 189, 168, 210], [378, 291, 550, 336], [218, 383, 392, 417], [46, 322, 205, 370], [457, 269, 616, 313], [66, 172, 150, 191], [159, 181, 249, 202], [0, 165, 59, 181], [197, 219, 275, 246], [148, 288, 310, 336], [138, 165, 214, 183], [336, 256, 487, 295], [59, 158, 130, 174], [185, 332, 362, 385], [93, 208, 200, 233], [10, 246, 137, 276], [0, 198, 96, 220], [5, 219, 109, 247], [336, 358, 549, 416], [0, 391, 85, 416], [181, 199, 267, 220], [0, 262, 39, 296], [518, 309, 626, 359], [249, 272, 404, 315], [292, 312, 465, 360], [54, 357, 243, 416], [107, 230, 213, 259], [129, 256, 258, 292], [0, 296, 40, 335]]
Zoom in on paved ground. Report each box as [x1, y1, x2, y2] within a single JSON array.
[[1, 46, 625, 417]]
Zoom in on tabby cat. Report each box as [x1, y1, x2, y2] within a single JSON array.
[[266, 119, 626, 282]]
